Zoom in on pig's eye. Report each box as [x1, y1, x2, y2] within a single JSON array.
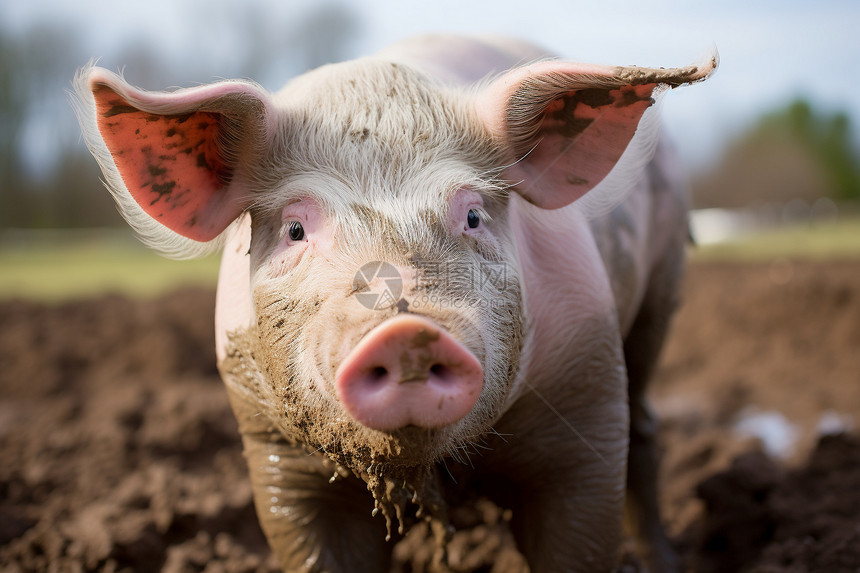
[[467, 209, 480, 229], [288, 221, 305, 241]]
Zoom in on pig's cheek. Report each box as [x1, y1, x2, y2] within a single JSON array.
[[465, 226, 494, 242], [464, 227, 503, 257], [266, 241, 310, 278]]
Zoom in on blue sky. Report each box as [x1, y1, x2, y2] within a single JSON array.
[[3, 0, 859, 171]]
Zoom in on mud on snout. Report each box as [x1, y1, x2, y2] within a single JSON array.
[[248, 256, 520, 471]]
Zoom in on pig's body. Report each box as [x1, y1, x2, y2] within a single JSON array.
[[76, 35, 713, 572]]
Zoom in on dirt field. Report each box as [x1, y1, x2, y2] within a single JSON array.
[[1, 259, 859, 572]]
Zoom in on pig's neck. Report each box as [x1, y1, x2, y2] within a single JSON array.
[[504, 195, 620, 409]]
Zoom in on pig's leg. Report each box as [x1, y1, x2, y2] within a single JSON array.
[[623, 252, 684, 573], [242, 437, 391, 572], [501, 398, 628, 571], [487, 325, 629, 572], [226, 390, 391, 572]]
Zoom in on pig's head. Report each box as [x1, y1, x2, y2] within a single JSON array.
[[74, 54, 714, 492]]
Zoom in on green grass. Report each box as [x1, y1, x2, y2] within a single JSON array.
[[0, 231, 220, 302], [692, 218, 860, 261]]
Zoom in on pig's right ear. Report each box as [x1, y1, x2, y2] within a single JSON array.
[[475, 56, 715, 214], [73, 65, 275, 258]]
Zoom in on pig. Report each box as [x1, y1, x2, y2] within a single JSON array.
[[74, 35, 716, 572]]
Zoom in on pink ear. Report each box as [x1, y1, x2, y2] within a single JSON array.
[[477, 58, 716, 209], [89, 69, 272, 242]]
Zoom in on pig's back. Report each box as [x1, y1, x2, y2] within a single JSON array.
[[376, 35, 551, 86]]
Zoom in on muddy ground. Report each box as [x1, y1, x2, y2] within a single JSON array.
[[1, 259, 859, 572]]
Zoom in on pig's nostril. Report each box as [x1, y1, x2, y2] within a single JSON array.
[[429, 363, 450, 379], [369, 366, 388, 381]]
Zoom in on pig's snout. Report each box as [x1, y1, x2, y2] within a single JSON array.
[[335, 315, 483, 431]]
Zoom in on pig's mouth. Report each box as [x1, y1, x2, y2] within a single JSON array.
[[223, 312, 508, 543], [245, 281, 519, 536]]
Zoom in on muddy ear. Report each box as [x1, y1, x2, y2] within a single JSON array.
[[476, 55, 717, 210], [74, 66, 275, 258]]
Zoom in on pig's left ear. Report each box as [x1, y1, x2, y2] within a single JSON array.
[[74, 65, 276, 258], [476, 56, 716, 210]]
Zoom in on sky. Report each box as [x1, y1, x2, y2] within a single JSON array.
[[2, 0, 859, 172]]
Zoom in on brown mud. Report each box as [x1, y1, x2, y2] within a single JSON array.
[[2, 260, 859, 572]]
